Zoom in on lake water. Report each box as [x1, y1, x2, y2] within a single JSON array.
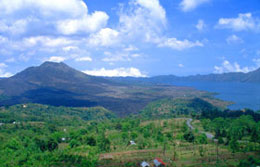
[[172, 81, 260, 111]]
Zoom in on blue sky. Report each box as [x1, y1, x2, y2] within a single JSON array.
[[0, 0, 259, 77]]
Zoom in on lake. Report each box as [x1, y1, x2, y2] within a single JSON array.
[[171, 81, 260, 111]]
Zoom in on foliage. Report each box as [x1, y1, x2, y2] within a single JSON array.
[[238, 156, 260, 167], [0, 102, 259, 166], [140, 98, 218, 119], [183, 130, 195, 143], [0, 103, 116, 125]]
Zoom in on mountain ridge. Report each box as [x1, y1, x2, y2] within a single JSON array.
[[0, 61, 224, 116], [108, 67, 260, 84]]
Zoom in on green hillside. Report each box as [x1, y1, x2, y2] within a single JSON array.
[[0, 104, 116, 125], [0, 101, 259, 167], [140, 98, 219, 119]]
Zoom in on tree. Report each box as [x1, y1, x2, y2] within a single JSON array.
[[229, 138, 239, 153], [82, 146, 99, 167], [163, 121, 168, 128], [115, 123, 122, 130], [121, 132, 128, 141], [98, 136, 111, 152], [137, 136, 146, 149], [69, 139, 80, 148], [34, 137, 47, 152], [5, 138, 22, 151], [183, 131, 195, 143], [172, 141, 178, 160], [199, 146, 204, 157], [130, 131, 138, 139], [218, 137, 224, 144], [47, 138, 58, 151], [197, 133, 207, 144], [238, 156, 260, 167], [86, 136, 96, 146]]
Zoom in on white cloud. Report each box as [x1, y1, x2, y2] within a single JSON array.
[[253, 58, 260, 67], [180, 0, 210, 12], [0, 63, 12, 77], [62, 46, 79, 52], [118, 0, 166, 43], [131, 53, 141, 58], [0, 0, 109, 35], [196, 19, 206, 31], [75, 56, 92, 62], [83, 67, 147, 77], [0, 19, 27, 35], [116, 0, 203, 50], [23, 36, 74, 48], [217, 13, 260, 31], [0, 71, 12, 77], [226, 35, 243, 44], [0, 0, 87, 16], [124, 45, 138, 52], [88, 28, 120, 47], [136, 0, 166, 21], [0, 0, 209, 71], [57, 11, 109, 35], [0, 36, 7, 43], [5, 58, 15, 63], [178, 64, 184, 68], [102, 52, 130, 62], [102, 51, 142, 62], [48, 56, 66, 62], [157, 37, 203, 50], [0, 63, 7, 68], [214, 60, 256, 73]]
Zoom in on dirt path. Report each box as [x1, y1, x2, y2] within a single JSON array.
[[186, 118, 215, 140], [99, 149, 162, 160]]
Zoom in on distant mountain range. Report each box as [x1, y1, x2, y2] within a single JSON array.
[[109, 67, 260, 85], [150, 68, 260, 83], [0, 62, 221, 116]]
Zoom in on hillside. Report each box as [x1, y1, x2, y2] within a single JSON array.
[[139, 98, 219, 119], [0, 102, 259, 167], [0, 104, 116, 125], [0, 62, 225, 116]]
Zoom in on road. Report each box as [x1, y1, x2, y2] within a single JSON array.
[[186, 118, 215, 140]]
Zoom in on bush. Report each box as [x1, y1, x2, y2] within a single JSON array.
[[238, 156, 260, 167], [197, 134, 207, 144], [183, 131, 195, 143], [69, 139, 80, 148]]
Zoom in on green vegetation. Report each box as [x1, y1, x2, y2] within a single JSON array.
[[0, 99, 259, 167], [0, 104, 116, 125]]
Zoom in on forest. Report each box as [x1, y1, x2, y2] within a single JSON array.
[[0, 98, 259, 167]]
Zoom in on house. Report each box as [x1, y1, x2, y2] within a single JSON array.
[[128, 140, 136, 145], [153, 158, 166, 167], [141, 161, 150, 167]]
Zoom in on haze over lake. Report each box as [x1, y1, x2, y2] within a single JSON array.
[[172, 81, 260, 110]]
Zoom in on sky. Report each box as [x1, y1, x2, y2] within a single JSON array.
[[0, 0, 260, 77]]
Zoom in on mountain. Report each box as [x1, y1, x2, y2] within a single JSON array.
[[0, 62, 114, 96], [109, 67, 260, 84], [0, 62, 223, 116], [152, 68, 260, 83]]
